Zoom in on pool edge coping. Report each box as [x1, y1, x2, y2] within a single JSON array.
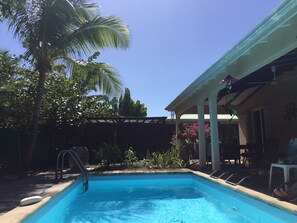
[[0, 179, 77, 223], [191, 170, 297, 216]]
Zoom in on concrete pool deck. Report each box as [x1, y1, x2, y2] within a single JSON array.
[[0, 168, 296, 222]]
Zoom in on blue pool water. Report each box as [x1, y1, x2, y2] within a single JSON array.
[[23, 173, 297, 223]]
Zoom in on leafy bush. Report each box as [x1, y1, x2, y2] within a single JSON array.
[[124, 147, 138, 168], [179, 144, 192, 164], [171, 122, 210, 165], [96, 143, 122, 168], [146, 146, 183, 169]]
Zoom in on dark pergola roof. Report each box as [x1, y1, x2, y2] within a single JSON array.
[[85, 117, 167, 124]]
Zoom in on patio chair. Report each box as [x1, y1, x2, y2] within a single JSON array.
[[269, 138, 297, 190], [284, 138, 297, 164], [220, 143, 241, 166], [241, 143, 263, 167]]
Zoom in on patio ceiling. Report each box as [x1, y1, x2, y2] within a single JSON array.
[[228, 49, 297, 92], [217, 48, 297, 107]]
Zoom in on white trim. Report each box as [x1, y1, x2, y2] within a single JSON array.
[[168, 114, 238, 121]]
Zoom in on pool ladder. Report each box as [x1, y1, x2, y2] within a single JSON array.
[[55, 150, 89, 191], [210, 170, 249, 186]]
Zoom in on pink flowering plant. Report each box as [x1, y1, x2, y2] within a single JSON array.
[[171, 122, 210, 163], [172, 122, 210, 146]]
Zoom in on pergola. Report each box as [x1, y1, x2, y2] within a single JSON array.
[[85, 116, 167, 124]]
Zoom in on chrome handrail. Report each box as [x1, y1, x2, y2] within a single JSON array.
[[56, 150, 88, 191]]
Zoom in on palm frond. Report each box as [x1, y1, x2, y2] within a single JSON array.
[[6, 0, 130, 62], [59, 56, 122, 96], [63, 15, 129, 57], [73, 1, 99, 19], [71, 60, 123, 96]]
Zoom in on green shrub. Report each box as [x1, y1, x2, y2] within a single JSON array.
[[145, 149, 151, 160], [96, 143, 122, 168], [145, 146, 183, 169], [124, 147, 138, 168], [166, 146, 184, 168], [179, 144, 192, 164]]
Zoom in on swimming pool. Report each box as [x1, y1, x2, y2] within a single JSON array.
[[23, 173, 297, 223]]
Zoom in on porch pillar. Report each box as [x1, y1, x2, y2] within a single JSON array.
[[197, 103, 206, 167], [175, 113, 181, 146], [209, 92, 221, 170]]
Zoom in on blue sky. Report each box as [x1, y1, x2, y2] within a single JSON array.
[[0, 0, 283, 117]]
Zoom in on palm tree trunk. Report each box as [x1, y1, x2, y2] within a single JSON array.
[[25, 70, 46, 168]]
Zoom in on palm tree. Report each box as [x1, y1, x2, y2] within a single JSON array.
[[5, 0, 129, 167]]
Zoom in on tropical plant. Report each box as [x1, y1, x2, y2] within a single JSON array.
[[124, 147, 138, 168], [96, 143, 122, 168], [4, 0, 129, 167], [146, 146, 183, 169]]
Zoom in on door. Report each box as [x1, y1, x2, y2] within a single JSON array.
[[252, 108, 266, 144]]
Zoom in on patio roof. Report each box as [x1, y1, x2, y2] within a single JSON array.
[[166, 0, 297, 114]]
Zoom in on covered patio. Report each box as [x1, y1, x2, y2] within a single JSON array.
[[166, 1, 297, 171]]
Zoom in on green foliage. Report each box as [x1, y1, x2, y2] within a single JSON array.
[[179, 144, 192, 164], [96, 143, 122, 168], [145, 146, 183, 169], [70, 52, 123, 96], [0, 0, 23, 21], [80, 96, 119, 118], [0, 51, 34, 131], [41, 68, 120, 129], [124, 147, 138, 167], [119, 88, 132, 116], [119, 88, 147, 117], [0, 53, 120, 131]]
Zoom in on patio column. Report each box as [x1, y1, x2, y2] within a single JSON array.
[[197, 103, 206, 167], [209, 92, 220, 170], [175, 113, 181, 146]]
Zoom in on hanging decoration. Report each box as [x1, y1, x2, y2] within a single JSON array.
[[219, 75, 238, 142]]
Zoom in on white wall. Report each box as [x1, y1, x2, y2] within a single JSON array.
[[238, 68, 297, 152]]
